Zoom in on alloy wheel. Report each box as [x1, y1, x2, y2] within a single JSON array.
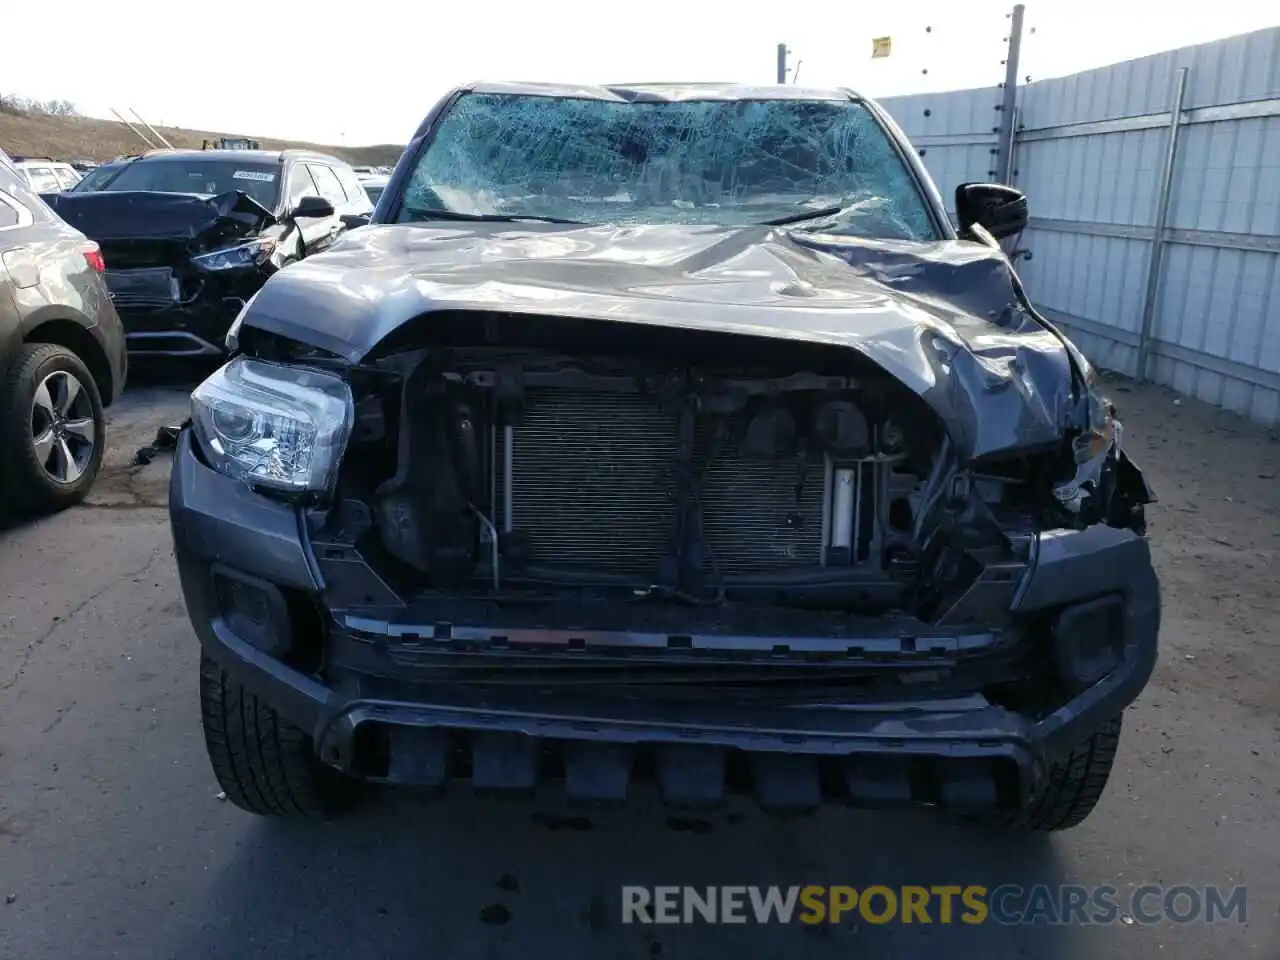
[[30, 369, 97, 484]]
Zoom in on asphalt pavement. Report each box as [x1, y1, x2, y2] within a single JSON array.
[[0, 379, 1277, 960]]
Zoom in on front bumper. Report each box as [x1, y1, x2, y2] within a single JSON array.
[[170, 430, 1160, 811], [119, 293, 250, 357]]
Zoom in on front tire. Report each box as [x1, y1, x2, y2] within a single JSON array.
[[0, 343, 106, 515], [1001, 714, 1123, 832], [199, 656, 362, 819]]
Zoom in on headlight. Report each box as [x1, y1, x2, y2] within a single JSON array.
[[190, 356, 353, 495], [192, 237, 277, 271]]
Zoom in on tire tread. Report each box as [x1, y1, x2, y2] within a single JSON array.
[[1014, 714, 1123, 831], [199, 656, 359, 819]]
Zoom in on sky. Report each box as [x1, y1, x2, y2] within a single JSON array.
[[1, 1, 1276, 146]]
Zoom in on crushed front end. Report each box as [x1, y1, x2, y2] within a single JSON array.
[[46, 190, 281, 357], [171, 310, 1159, 823]]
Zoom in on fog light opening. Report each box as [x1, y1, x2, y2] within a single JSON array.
[[1052, 594, 1125, 692], [212, 566, 292, 658]]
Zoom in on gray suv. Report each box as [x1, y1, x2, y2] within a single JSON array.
[[0, 148, 128, 514]]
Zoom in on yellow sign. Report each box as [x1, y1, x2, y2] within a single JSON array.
[[872, 36, 892, 58]]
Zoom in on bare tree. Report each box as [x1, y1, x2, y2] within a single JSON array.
[[0, 94, 81, 117]]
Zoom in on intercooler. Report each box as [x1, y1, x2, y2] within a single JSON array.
[[493, 388, 868, 577]]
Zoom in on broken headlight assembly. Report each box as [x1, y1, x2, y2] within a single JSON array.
[[190, 356, 354, 495], [192, 237, 277, 271], [1053, 377, 1121, 515]]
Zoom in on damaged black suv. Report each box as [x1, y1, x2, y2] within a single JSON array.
[[46, 149, 372, 358], [170, 83, 1160, 830]]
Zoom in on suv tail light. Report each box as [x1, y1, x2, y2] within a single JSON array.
[[83, 244, 106, 273]]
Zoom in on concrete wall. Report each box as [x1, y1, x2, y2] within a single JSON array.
[[881, 27, 1280, 425]]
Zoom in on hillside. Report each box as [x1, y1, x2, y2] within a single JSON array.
[[0, 109, 404, 167]]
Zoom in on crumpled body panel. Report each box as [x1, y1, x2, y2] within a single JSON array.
[[44, 189, 274, 242], [240, 221, 1087, 460]]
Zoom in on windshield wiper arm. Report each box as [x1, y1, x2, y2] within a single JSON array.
[[401, 206, 584, 225], [759, 203, 847, 227]]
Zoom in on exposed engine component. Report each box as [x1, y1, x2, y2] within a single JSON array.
[[496, 389, 845, 577], [500, 390, 679, 576], [741, 405, 798, 459], [815, 400, 870, 458], [368, 345, 941, 608]]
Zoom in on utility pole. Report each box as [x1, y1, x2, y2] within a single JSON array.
[[110, 107, 157, 150], [995, 4, 1025, 184], [129, 107, 173, 149], [776, 43, 789, 84]]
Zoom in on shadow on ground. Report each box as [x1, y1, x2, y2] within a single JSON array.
[[163, 789, 1087, 960]]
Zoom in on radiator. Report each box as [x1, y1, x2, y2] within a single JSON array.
[[496, 388, 833, 576]]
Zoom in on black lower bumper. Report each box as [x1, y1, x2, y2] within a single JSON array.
[[170, 431, 1161, 811], [120, 296, 245, 357]]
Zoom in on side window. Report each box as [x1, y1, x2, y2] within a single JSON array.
[[332, 165, 373, 212], [24, 167, 61, 192], [54, 167, 80, 190], [0, 162, 35, 229], [287, 165, 320, 208], [0, 193, 20, 228], [306, 164, 347, 207], [0, 160, 26, 194]]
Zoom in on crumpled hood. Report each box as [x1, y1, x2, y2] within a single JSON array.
[[44, 189, 275, 242], [241, 221, 1089, 460]]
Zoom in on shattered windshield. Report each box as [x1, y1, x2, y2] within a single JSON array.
[[395, 92, 938, 240], [97, 159, 281, 208]]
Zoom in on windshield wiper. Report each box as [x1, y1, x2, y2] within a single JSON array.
[[400, 205, 584, 225], [760, 203, 847, 227]]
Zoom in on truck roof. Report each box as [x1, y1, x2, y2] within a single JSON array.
[[457, 80, 865, 102]]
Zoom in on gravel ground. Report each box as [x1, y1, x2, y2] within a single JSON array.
[[0, 374, 1276, 960]]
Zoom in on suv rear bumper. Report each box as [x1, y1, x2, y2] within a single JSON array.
[[170, 430, 1161, 812]]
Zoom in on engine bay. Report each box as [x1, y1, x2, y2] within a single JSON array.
[[217, 307, 1152, 645], [375, 346, 939, 595], [292, 311, 1058, 625]]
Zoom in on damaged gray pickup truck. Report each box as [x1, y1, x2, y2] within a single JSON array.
[[170, 82, 1160, 830]]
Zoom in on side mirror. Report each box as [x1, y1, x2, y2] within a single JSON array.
[[955, 182, 1028, 241], [292, 195, 335, 219]]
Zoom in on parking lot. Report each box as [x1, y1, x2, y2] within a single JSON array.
[[1, 373, 1277, 960]]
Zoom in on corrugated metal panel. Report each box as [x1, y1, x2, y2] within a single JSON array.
[[880, 85, 1002, 222], [884, 26, 1280, 426]]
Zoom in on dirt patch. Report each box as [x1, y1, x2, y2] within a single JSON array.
[[1104, 372, 1280, 718], [89, 388, 191, 509]]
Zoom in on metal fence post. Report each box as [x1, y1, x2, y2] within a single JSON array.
[[995, 4, 1025, 184], [776, 44, 788, 84], [1135, 66, 1189, 383], [1008, 104, 1021, 185]]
